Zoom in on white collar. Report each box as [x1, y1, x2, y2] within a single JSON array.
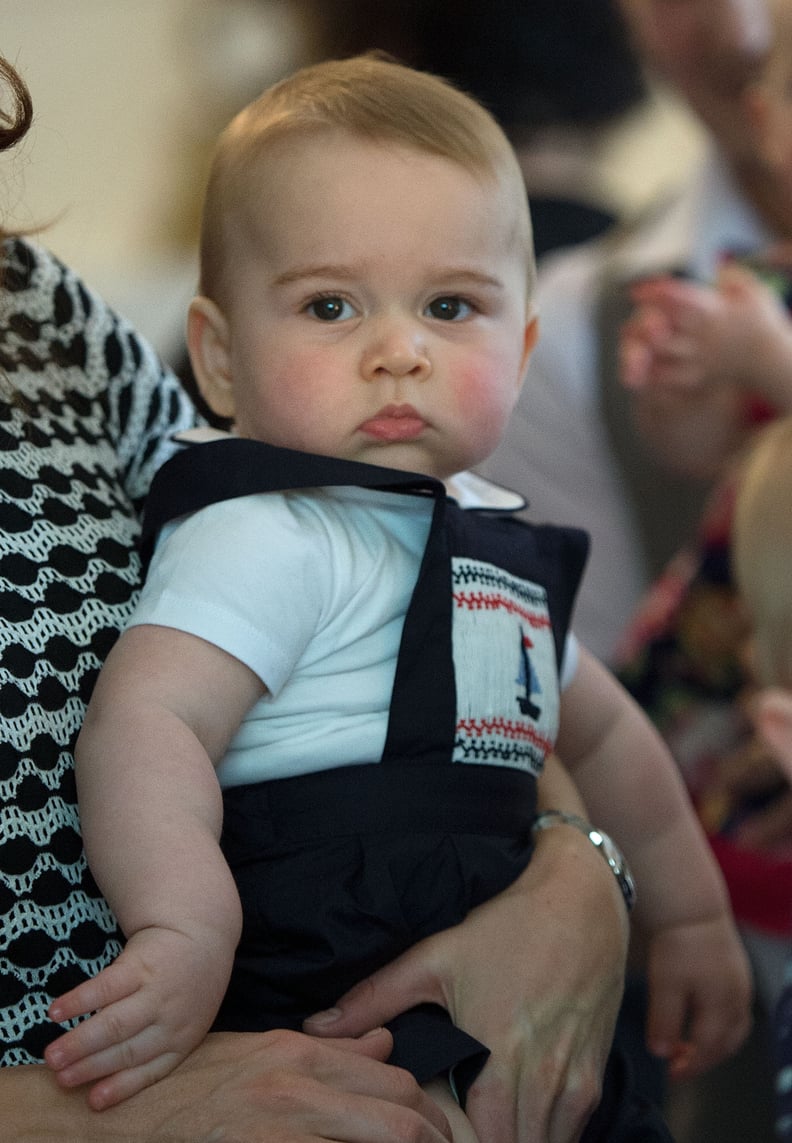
[[443, 469, 526, 511]]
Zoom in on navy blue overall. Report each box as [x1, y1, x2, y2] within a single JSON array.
[[142, 438, 672, 1140]]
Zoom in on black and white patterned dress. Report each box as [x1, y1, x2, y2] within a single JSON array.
[[0, 238, 197, 1064]]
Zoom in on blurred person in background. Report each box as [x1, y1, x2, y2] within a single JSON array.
[[480, 0, 776, 663]]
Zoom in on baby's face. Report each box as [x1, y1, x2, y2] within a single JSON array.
[[216, 131, 535, 480]]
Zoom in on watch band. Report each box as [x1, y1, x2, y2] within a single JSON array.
[[532, 809, 637, 911]]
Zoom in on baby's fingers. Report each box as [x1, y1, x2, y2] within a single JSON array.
[[48, 1014, 183, 1106], [46, 983, 151, 1077], [645, 988, 702, 1083], [619, 329, 653, 390], [49, 956, 140, 1025], [86, 1043, 186, 1111], [679, 991, 753, 1079], [645, 975, 687, 1068], [647, 982, 752, 1082]]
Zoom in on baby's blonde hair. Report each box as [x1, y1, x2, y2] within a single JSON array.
[[199, 53, 534, 304], [733, 415, 792, 689]]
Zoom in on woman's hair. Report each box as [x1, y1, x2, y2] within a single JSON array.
[[733, 416, 792, 689], [0, 54, 33, 242], [199, 53, 534, 303]]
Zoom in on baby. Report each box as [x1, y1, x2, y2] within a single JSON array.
[[44, 55, 750, 1139]]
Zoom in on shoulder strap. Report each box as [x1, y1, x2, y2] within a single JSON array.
[[140, 438, 443, 569], [142, 438, 456, 765]]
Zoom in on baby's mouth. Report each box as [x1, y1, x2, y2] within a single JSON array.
[[359, 404, 426, 441]]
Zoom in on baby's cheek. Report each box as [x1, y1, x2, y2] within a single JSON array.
[[455, 365, 518, 446]]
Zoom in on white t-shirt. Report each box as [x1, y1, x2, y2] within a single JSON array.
[[131, 485, 432, 786]]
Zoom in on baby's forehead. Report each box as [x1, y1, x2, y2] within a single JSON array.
[[214, 129, 534, 298], [238, 132, 523, 230], [240, 128, 501, 186]]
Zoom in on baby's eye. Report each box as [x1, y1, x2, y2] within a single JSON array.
[[426, 296, 473, 321], [306, 296, 355, 322]]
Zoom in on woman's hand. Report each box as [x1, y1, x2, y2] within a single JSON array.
[[3, 1030, 452, 1143], [305, 824, 629, 1143]]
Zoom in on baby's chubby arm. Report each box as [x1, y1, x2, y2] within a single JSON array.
[[555, 646, 752, 1080], [45, 624, 265, 1110]]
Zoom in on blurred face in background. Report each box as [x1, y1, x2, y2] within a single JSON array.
[[618, 0, 772, 159], [745, 5, 792, 188]]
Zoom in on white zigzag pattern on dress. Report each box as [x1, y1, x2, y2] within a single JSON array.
[[0, 531, 138, 578], [0, 936, 122, 994], [2, 795, 82, 846], [0, 701, 89, 753], [1, 845, 85, 895], [1, 890, 119, 949], [1, 992, 62, 1043], [0, 754, 75, 797]]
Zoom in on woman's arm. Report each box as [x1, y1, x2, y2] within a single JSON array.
[[304, 753, 630, 1143], [2, 1031, 452, 1143]]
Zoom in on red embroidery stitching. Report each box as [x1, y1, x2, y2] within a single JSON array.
[[452, 591, 551, 627]]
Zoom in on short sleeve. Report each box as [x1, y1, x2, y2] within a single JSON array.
[[129, 494, 327, 694]]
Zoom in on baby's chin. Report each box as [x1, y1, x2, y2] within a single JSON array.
[[343, 441, 453, 479]]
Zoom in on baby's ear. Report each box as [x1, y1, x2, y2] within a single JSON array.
[[186, 296, 236, 420], [520, 315, 539, 379], [756, 688, 792, 783]]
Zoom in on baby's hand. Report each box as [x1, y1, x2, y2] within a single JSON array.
[[619, 275, 734, 394], [644, 913, 752, 1081], [45, 925, 231, 1110], [620, 266, 789, 396]]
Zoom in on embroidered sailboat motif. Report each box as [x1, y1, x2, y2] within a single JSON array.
[[516, 627, 541, 719]]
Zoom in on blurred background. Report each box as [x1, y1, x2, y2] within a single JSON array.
[[2, 0, 706, 365]]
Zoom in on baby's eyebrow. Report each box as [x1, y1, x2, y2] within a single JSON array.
[[430, 270, 505, 291], [271, 266, 505, 290], [272, 264, 356, 286]]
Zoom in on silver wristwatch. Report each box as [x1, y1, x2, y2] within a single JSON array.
[[532, 809, 637, 912]]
